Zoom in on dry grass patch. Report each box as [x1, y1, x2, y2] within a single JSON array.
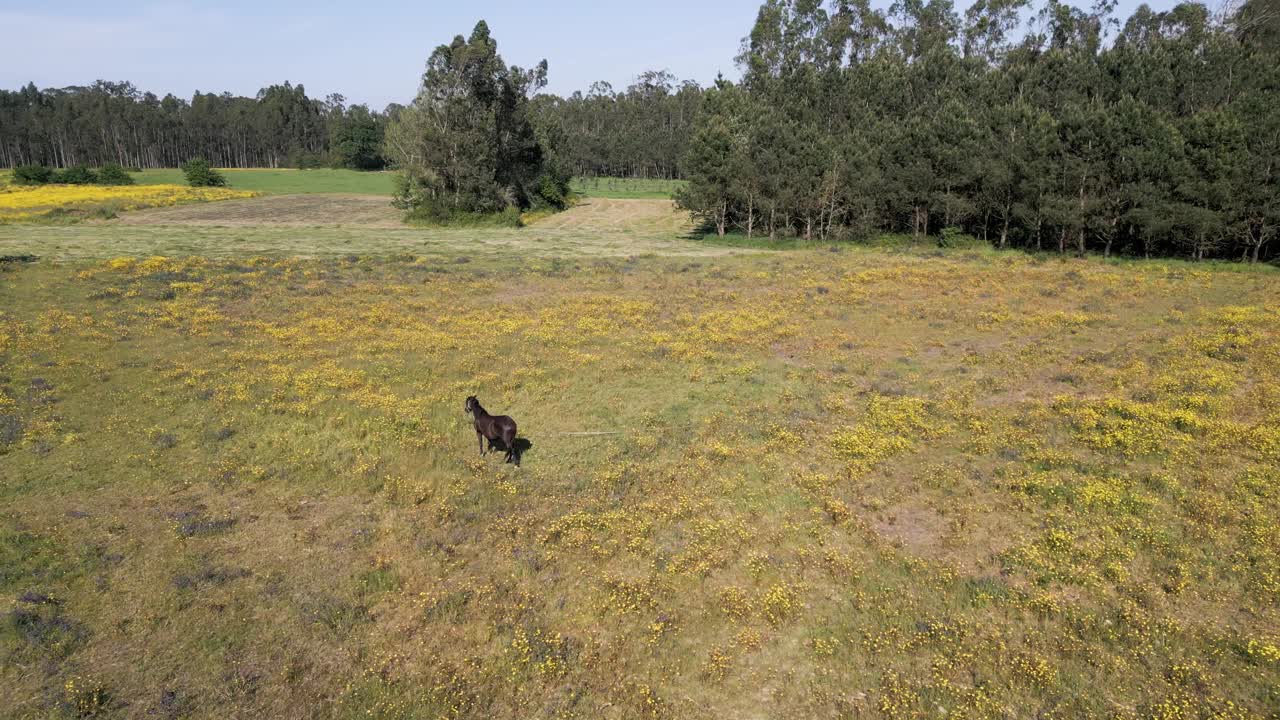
[[115, 193, 405, 228]]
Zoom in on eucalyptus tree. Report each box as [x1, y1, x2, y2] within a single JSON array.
[[385, 21, 568, 218]]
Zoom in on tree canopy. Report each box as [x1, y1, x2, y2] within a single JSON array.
[[678, 0, 1280, 261], [384, 22, 570, 219], [534, 71, 704, 180], [0, 80, 390, 170]]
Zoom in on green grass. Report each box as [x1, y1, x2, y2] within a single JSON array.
[[130, 168, 396, 195], [571, 176, 686, 199]]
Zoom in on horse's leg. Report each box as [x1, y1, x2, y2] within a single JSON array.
[[503, 429, 516, 464], [477, 430, 485, 456]]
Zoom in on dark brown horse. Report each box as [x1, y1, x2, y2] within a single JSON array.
[[465, 396, 518, 464]]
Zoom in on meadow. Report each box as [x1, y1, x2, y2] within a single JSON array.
[[129, 169, 397, 196], [1, 184, 1279, 719], [0, 185, 258, 224]]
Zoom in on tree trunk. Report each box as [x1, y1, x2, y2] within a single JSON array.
[[999, 213, 1009, 249]]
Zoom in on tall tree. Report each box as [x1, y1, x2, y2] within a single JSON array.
[[384, 21, 568, 217]]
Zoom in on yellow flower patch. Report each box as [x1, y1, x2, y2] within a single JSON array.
[[0, 183, 256, 221]]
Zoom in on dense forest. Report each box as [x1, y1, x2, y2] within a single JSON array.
[[534, 72, 704, 179], [0, 81, 393, 170], [0, 77, 700, 178], [678, 0, 1280, 261]]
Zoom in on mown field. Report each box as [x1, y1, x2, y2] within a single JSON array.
[[2, 186, 1279, 719], [130, 169, 397, 196], [1, 170, 675, 200], [0, 197, 707, 261]]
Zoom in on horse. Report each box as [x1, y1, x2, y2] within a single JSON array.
[[465, 396, 519, 465]]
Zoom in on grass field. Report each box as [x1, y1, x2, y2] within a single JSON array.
[[2, 186, 1279, 719], [131, 169, 397, 195], [572, 176, 686, 199], [0, 198, 707, 260]]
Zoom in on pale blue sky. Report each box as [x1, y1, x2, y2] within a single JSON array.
[[1, 0, 1188, 109]]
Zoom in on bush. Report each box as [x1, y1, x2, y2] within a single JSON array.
[[55, 166, 98, 184], [532, 171, 571, 210], [181, 158, 227, 187], [938, 226, 984, 249], [12, 165, 54, 185], [96, 163, 134, 185]]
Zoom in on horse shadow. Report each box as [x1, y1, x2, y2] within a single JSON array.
[[487, 437, 533, 466]]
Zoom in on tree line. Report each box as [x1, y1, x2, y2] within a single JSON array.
[[678, 0, 1280, 262], [0, 76, 705, 179], [0, 81, 392, 171], [534, 71, 704, 179]]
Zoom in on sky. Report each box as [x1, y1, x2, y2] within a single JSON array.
[[1, 0, 1190, 109]]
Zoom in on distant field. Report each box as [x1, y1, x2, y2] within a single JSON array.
[[572, 176, 685, 199], [131, 168, 396, 195], [1, 170, 668, 200], [0, 198, 710, 260]]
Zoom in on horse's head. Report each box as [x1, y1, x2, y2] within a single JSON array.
[[464, 396, 478, 415]]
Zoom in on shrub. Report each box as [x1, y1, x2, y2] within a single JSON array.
[[54, 166, 98, 185], [12, 165, 54, 185], [533, 171, 571, 210], [96, 163, 134, 186], [181, 158, 227, 187], [938, 226, 984, 249]]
